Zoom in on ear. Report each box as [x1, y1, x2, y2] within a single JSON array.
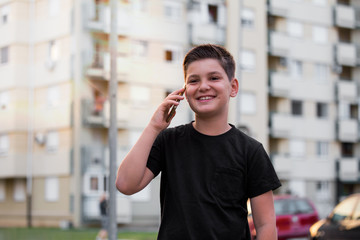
[[230, 78, 239, 98]]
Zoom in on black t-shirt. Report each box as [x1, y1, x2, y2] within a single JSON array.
[[147, 123, 281, 240]]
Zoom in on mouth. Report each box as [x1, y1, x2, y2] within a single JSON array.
[[197, 95, 215, 101]]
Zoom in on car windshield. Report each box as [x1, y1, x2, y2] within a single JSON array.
[[274, 198, 313, 215], [331, 196, 358, 222]]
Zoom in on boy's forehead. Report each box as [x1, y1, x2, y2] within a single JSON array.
[[186, 58, 224, 74]]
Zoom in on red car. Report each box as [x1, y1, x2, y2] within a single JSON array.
[[248, 195, 319, 240]]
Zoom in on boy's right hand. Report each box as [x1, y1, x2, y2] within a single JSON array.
[[149, 87, 185, 132]]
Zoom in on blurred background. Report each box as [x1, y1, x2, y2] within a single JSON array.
[[0, 0, 359, 232]]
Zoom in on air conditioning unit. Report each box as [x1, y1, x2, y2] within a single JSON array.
[[35, 133, 46, 145], [45, 59, 56, 70]]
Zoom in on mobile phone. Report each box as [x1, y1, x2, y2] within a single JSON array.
[[166, 85, 186, 123]]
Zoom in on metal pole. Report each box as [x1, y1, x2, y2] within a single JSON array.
[[236, 0, 243, 125], [108, 0, 118, 239], [26, 0, 35, 228]]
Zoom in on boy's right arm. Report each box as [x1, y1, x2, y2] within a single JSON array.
[[115, 87, 185, 195]]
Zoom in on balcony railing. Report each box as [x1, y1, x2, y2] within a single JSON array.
[[82, 99, 129, 129], [267, 0, 332, 25], [272, 154, 336, 180], [336, 80, 358, 103], [270, 113, 335, 140], [337, 157, 360, 182], [334, 4, 356, 29], [0, 153, 26, 178], [337, 119, 359, 143], [268, 31, 333, 64], [269, 71, 334, 101], [334, 43, 359, 67]]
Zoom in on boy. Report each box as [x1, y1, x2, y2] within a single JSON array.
[[116, 44, 281, 239]]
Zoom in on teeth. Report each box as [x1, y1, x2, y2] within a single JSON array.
[[199, 96, 212, 100]]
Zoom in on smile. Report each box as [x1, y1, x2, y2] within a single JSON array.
[[198, 96, 214, 101]]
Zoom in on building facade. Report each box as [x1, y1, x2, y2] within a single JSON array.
[[0, 0, 359, 228]]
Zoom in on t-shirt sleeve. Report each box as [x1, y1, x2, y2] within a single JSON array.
[[246, 144, 281, 198], [146, 131, 164, 177]]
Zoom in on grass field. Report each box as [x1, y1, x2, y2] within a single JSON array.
[[0, 228, 158, 240]]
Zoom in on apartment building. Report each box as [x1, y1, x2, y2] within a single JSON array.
[[1, 0, 359, 228], [267, 0, 360, 217]]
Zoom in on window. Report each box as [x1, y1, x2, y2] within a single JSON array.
[[313, 0, 326, 6], [130, 85, 150, 107], [13, 179, 25, 202], [315, 64, 328, 82], [316, 141, 329, 157], [316, 102, 328, 118], [48, 0, 60, 17], [132, 40, 148, 58], [241, 8, 254, 29], [331, 196, 358, 222], [289, 139, 306, 157], [0, 91, 9, 110], [313, 26, 328, 43], [132, 0, 148, 14], [46, 40, 58, 70], [287, 21, 303, 38], [0, 180, 5, 201], [164, 45, 181, 63], [90, 176, 99, 191], [240, 50, 255, 71], [240, 92, 256, 115], [1, 5, 9, 25], [208, 4, 218, 23], [290, 60, 303, 79], [45, 177, 59, 202], [0, 134, 9, 156], [316, 181, 330, 200], [164, 1, 181, 21], [341, 142, 353, 157], [46, 131, 59, 152], [47, 86, 59, 108], [0, 46, 9, 64], [291, 100, 303, 116]]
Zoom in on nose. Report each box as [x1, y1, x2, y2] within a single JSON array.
[[199, 79, 210, 91]]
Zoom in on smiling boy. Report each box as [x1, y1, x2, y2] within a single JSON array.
[[116, 44, 281, 240]]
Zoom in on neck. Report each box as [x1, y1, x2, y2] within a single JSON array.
[[193, 114, 231, 136]]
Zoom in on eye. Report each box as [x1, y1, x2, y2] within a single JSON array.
[[187, 78, 199, 84], [210, 76, 220, 81]]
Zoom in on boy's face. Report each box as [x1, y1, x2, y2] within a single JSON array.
[[184, 58, 238, 118]]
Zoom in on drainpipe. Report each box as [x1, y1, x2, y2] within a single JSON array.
[[26, 0, 35, 228]]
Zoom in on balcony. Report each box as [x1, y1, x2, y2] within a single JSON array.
[[272, 154, 335, 180], [269, 71, 334, 102], [83, 195, 131, 223], [336, 80, 358, 103], [334, 43, 360, 67], [268, 31, 333, 64], [334, 5, 356, 29], [270, 113, 335, 140], [85, 4, 187, 42], [267, 0, 332, 25], [86, 52, 130, 81], [337, 119, 359, 142], [337, 157, 360, 182], [189, 23, 226, 46], [0, 108, 28, 132], [0, 153, 27, 178], [32, 150, 71, 176], [82, 99, 130, 129]]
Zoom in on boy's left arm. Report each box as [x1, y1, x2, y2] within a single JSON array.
[[250, 191, 277, 240]]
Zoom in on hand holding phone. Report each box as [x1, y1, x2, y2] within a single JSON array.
[[166, 85, 186, 123]]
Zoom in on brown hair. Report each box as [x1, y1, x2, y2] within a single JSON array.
[[183, 44, 236, 81]]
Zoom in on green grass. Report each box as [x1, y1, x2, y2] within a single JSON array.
[[0, 228, 158, 240]]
